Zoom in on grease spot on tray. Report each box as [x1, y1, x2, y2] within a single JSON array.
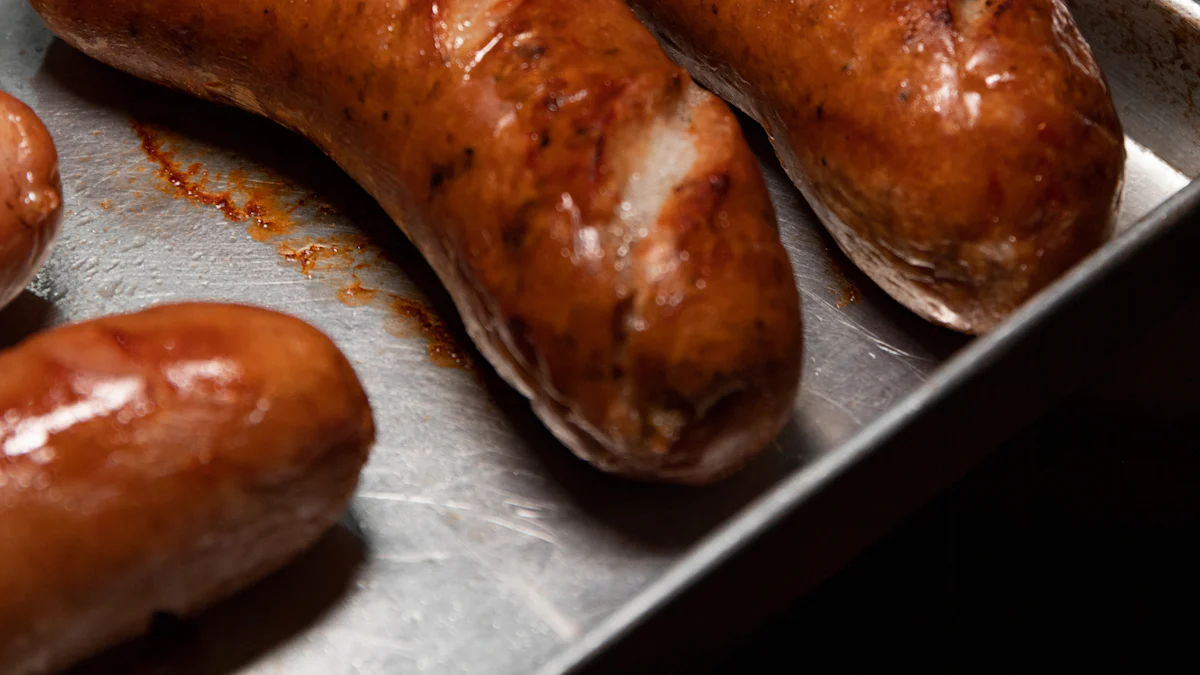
[[278, 234, 369, 277], [338, 277, 379, 307], [131, 120, 249, 225], [384, 293, 472, 370], [836, 283, 860, 309], [824, 247, 861, 308], [129, 119, 472, 370]]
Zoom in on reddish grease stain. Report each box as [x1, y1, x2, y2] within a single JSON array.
[[836, 284, 860, 309], [130, 121, 295, 241], [338, 277, 379, 307], [825, 248, 861, 308], [131, 120, 243, 220], [130, 119, 470, 370], [384, 293, 472, 370], [278, 235, 368, 277], [245, 201, 294, 241], [279, 242, 328, 277]]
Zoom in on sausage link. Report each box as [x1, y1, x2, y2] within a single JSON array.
[[0, 303, 375, 675], [30, 0, 804, 483], [0, 90, 62, 311], [629, 0, 1126, 333]]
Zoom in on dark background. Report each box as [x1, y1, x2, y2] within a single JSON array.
[[710, 288, 1200, 672]]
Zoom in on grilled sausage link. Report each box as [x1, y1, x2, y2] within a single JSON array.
[[629, 0, 1126, 332], [0, 90, 62, 311], [30, 0, 804, 483], [0, 303, 375, 675]]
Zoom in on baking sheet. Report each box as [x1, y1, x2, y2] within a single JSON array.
[[0, 0, 1194, 673]]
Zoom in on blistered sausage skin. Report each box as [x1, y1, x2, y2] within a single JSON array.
[[0, 303, 375, 675], [629, 0, 1126, 333], [0, 90, 62, 311], [30, 0, 804, 483]]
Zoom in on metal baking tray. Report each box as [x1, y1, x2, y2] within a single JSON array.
[[2, 0, 1198, 672]]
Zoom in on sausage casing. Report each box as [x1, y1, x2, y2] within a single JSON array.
[[0, 303, 374, 675], [30, 0, 804, 483], [0, 90, 62, 311], [629, 0, 1126, 332]]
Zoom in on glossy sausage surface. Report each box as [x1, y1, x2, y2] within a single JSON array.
[[629, 0, 1125, 332], [0, 90, 62, 311], [0, 303, 374, 675], [30, 0, 803, 483]]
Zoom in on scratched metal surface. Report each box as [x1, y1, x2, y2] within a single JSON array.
[[0, 0, 1194, 673]]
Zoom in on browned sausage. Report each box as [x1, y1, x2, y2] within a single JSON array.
[[0, 303, 375, 675], [0, 90, 62, 311], [628, 0, 1125, 333], [30, 0, 803, 483]]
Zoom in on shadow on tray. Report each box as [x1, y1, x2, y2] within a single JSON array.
[[0, 291, 58, 349], [710, 307, 1200, 672], [67, 517, 368, 675]]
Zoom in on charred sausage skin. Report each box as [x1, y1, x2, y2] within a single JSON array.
[[629, 0, 1126, 332], [0, 303, 374, 675], [30, 0, 803, 483], [0, 90, 62, 311]]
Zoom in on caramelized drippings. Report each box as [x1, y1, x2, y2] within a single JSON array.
[[384, 294, 472, 370], [836, 284, 861, 309], [824, 247, 862, 308], [278, 235, 368, 277], [131, 121, 243, 221], [130, 121, 294, 241], [129, 120, 471, 371], [338, 278, 378, 307]]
